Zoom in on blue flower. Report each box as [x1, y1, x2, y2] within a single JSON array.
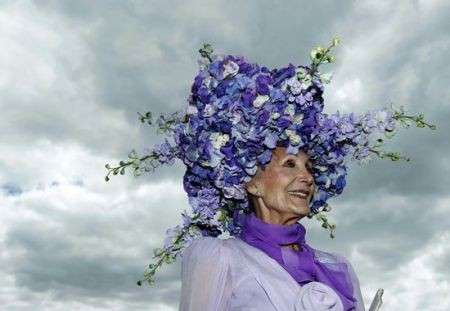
[[263, 131, 278, 148], [257, 149, 273, 165]]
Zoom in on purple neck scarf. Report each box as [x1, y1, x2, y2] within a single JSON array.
[[238, 212, 357, 311]]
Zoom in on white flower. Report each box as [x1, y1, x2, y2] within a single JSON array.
[[302, 78, 312, 89], [280, 80, 289, 92], [286, 76, 303, 95], [293, 113, 304, 124], [252, 95, 270, 108], [295, 67, 307, 75], [203, 75, 212, 88], [286, 76, 299, 87], [244, 165, 257, 175], [320, 72, 334, 84], [285, 103, 296, 116], [203, 104, 216, 117], [286, 130, 301, 145], [211, 132, 230, 149], [375, 110, 388, 123], [316, 165, 328, 172], [222, 60, 239, 78], [271, 112, 281, 120], [197, 58, 209, 71], [186, 104, 198, 116]]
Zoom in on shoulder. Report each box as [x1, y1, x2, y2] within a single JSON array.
[[183, 236, 231, 254], [181, 236, 233, 266]]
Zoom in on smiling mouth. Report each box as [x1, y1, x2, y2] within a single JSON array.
[[287, 192, 308, 199]]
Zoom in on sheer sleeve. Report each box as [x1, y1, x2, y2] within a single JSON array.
[[346, 259, 365, 311], [179, 237, 232, 311], [338, 255, 365, 311]]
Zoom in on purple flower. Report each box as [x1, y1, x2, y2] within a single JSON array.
[[263, 131, 278, 148], [242, 89, 256, 107], [295, 94, 307, 105], [255, 74, 272, 95], [270, 87, 285, 103], [271, 64, 296, 87], [257, 109, 270, 126], [286, 143, 301, 155], [236, 74, 252, 90], [276, 117, 291, 129], [257, 149, 273, 165], [197, 86, 210, 104], [189, 187, 220, 219]]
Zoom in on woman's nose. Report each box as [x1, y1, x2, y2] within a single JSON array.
[[296, 171, 313, 185], [304, 176, 314, 186]]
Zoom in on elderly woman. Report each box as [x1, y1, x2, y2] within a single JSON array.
[[108, 40, 434, 311], [179, 146, 364, 311]]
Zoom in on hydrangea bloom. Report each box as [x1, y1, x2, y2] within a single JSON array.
[[105, 38, 436, 286]]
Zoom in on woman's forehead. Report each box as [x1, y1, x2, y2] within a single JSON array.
[[273, 147, 310, 160]]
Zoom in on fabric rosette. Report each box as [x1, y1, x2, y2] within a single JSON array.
[[295, 281, 343, 311]]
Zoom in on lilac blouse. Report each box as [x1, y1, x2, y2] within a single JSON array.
[[238, 212, 358, 310], [179, 236, 365, 310]]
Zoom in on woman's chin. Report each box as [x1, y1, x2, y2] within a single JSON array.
[[289, 204, 310, 216]]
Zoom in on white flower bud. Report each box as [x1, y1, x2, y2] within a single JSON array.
[[252, 95, 269, 108], [293, 113, 304, 124], [222, 60, 239, 78], [285, 104, 295, 116], [211, 133, 230, 149], [286, 129, 301, 145], [271, 112, 281, 120]]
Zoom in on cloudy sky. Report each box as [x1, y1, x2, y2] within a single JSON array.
[[0, 0, 449, 310]]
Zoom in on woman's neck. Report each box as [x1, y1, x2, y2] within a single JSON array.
[[254, 206, 303, 226]]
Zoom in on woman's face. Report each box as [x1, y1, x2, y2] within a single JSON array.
[[245, 147, 315, 224]]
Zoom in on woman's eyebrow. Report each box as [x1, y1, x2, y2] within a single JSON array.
[[283, 156, 312, 165]]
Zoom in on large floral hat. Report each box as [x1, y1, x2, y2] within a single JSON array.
[[105, 37, 436, 286]]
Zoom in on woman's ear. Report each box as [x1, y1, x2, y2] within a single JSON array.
[[245, 180, 262, 197]]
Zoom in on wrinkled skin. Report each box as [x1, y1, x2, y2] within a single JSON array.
[[245, 147, 315, 226]]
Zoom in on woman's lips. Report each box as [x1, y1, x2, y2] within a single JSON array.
[[288, 192, 308, 199]]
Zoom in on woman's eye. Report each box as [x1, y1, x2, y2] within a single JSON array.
[[285, 160, 295, 167], [284, 159, 313, 172]]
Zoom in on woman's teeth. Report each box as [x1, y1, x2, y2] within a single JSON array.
[[288, 191, 308, 199]]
